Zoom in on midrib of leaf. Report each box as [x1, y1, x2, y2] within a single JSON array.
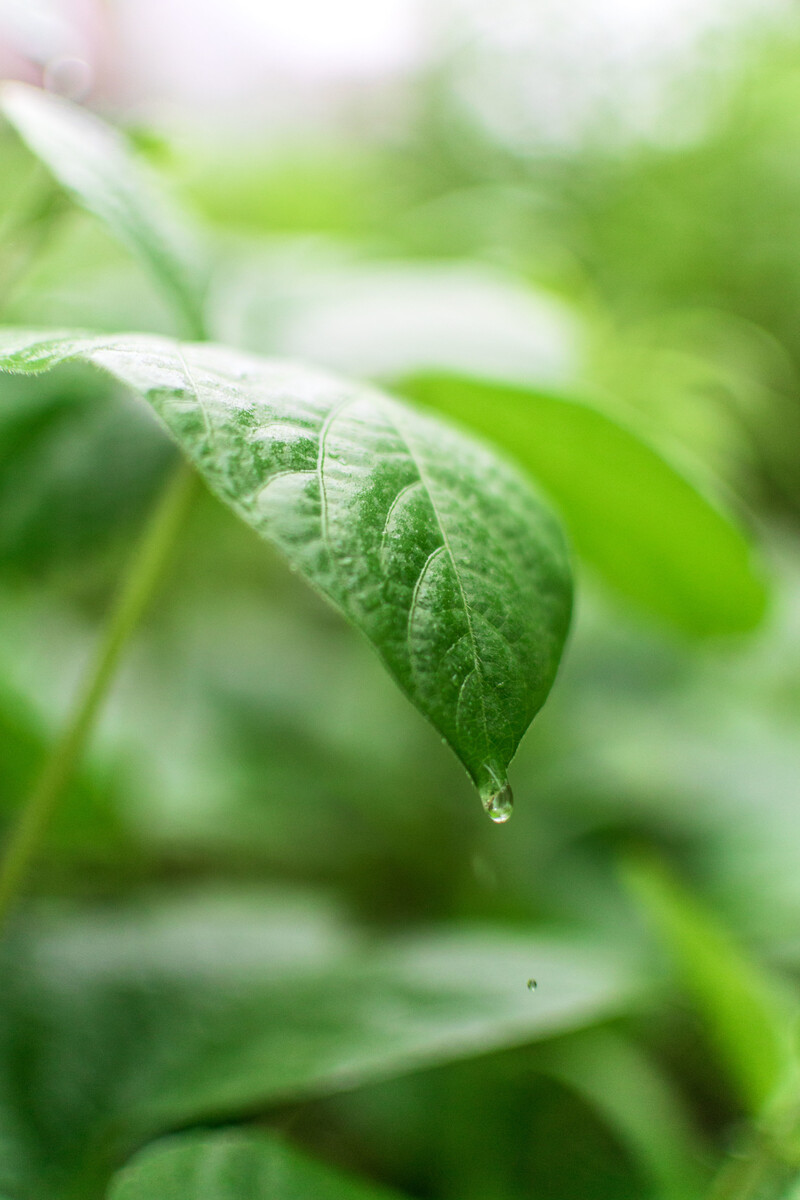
[[176, 345, 214, 444], [243, 388, 496, 778], [383, 399, 493, 765]]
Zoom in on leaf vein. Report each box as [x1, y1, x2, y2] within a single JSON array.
[[382, 400, 491, 754], [379, 478, 423, 566]]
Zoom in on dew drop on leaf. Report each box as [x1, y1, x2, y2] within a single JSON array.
[[482, 782, 513, 824], [527, 978, 538, 991]]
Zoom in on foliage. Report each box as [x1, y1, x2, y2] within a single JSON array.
[[0, 22, 799, 1199]]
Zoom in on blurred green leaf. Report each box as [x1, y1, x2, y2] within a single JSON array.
[[0, 330, 572, 809], [216, 251, 578, 390], [0, 85, 208, 338], [0, 891, 639, 1197], [543, 1029, 710, 1200], [108, 1129, 409, 1200], [0, 367, 171, 571], [405, 374, 767, 637], [623, 852, 798, 1116]]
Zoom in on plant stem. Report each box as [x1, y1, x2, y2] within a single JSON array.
[[0, 459, 198, 926]]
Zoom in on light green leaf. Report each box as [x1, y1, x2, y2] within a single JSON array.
[[542, 1029, 710, 1200], [405, 374, 767, 637], [623, 852, 798, 1115], [108, 1130, 408, 1200], [0, 330, 572, 810], [0, 84, 208, 338], [216, 250, 579, 390]]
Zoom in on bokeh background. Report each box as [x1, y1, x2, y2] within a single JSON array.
[[2, 2, 800, 1198]]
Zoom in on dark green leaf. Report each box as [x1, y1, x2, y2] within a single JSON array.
[[0, 891, 640, 1196], [108, 1129, 408, 1200], [0, 333, 575, 811], [405, 374, 767, 637], [1, 84, 208, 338], [0, 330, 572, 810]]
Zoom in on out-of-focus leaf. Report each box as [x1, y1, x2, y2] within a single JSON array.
[[0, 891, 640, 1198], [405, 374, 767, 637], [0, 85, 208, 338], [108, 1129, 408, 1200], [0, 330, 572, 810], [542, 1029, 710, 1200], [0, 367, 171, 570], [623, 852, 798, 1115], [216, 251, 579, 390]]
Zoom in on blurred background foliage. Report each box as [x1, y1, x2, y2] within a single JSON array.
[[2, 1, 800, 1197]]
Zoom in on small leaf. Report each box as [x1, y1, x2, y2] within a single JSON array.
[[0, 330, 572, 807], [405, 374, 767, 637], [0, 84, 208, 338], [108, 1129, 409, 1200]]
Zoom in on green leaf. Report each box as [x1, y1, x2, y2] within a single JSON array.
[[0, 891, 640, 1196], [542, 1030, 710, 1200], [0, 330, 572, 810], [405, 375, 767, 637], [139, 914, 635, 1132], [0, 84, 208, 338], [217, 251, 579, 390], [108, 1130, 408, 1200], [623, 851, 798, 1115]]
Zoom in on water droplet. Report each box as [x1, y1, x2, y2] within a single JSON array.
[[483, 782, 513, 824], [527, 978, 538, 991]]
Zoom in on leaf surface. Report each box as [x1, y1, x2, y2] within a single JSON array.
[[1, 84, 208, 338], [0, 330, 572, 806], [0, 891, 640, 1196], [108, 1130, 408, 1200]]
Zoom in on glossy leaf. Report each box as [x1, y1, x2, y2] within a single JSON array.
[[0, 330, 572, 808], [109, 1130, 409, 1200], [0, 84, 208, 338], [405, 374, 767, 637]]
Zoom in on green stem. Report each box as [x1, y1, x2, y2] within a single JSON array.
[[0, 459, 197, 926]]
